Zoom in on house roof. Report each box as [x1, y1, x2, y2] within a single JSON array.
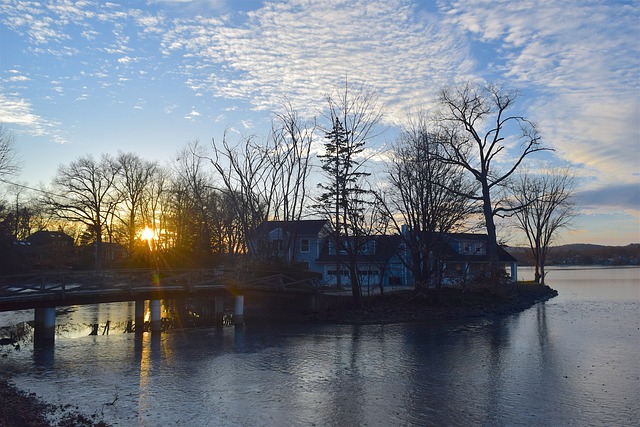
[[316, 234, 403, 264], [25, 230, 73, 245], [256, 219, 329, 237], [439, 233, 517, 263]]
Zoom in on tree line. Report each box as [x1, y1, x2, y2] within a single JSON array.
[[0, 80, 575, 295]]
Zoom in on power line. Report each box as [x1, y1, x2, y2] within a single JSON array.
[[0, 177, 67, 199]]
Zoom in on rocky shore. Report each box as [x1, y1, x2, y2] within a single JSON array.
[[0, 378, 50, 427], [317, 283, 558, 324], [0, 377, 108, 427]]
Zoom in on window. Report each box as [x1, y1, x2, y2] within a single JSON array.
[[459, 241, 477, 254], [300, 238, 310, 253], [328, 240, 348, 255], [357, 269, 379, 276], [338, 241, 348, 254], [328, 269, 349, 276], [458, 241, 486, 255]]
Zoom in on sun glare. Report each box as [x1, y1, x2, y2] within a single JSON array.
[[141, 226, 155, 249]]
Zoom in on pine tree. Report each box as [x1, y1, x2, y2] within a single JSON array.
[[317, 116, 370, 304]]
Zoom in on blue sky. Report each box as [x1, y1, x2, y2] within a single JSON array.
[[0, 0, 638, 246]]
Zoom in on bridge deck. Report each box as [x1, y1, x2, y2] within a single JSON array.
[[0, 269, 319, 311]]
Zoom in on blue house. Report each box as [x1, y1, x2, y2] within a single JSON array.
[[254, 221, 517, 288], [254, 220, 330, 273], [399, 231, 518, 286], [316, 234, 407, 289], [255, 220, 408, 288], [438, 233, 518, 284]]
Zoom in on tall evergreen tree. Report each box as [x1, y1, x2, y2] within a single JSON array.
[[317, 116, 371, 304]]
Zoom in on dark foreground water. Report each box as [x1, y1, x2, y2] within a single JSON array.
[[1, 266, 638, 426]]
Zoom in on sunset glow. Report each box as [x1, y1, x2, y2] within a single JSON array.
[[1, 1, 638, 245], [141, 226, 155, 250]]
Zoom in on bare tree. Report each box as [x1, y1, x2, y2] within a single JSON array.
[[210, 132, 280, 258], [45, 154, 121, 271], [271, 101, 315, 223], [114, 152, 158, 254], [437, 82, 550, 285], [510, 168, 576, 285], [262, 102, 317, 258], [3, 183, 37, 240], [0, 126, 21, 179], [172, 142, 218, 259], [211, 112, 315, 257], [140, 165, 171, 252], [385, 113, 475, 289]]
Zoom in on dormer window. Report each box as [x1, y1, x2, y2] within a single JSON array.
[[458, 240, 486, 255], [328, 240, 348, 255]]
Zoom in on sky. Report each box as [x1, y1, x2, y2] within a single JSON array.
[[0, 0, 638, 246]]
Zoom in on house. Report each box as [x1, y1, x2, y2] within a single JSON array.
[[254, 220, 408, 288], [79, 241, 129, 269], [16, 230, 77, 270], [316, 234, 407, 289], [253, 221, 517, 288], [437, 233, 518, 285], [102, 242, 129, 264], [254, 220, 330, 272]]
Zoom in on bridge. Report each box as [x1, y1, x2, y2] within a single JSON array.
[[0, 269, 322, 345]]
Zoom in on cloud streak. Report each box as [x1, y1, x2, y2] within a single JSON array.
[[443, 0, 640, 186], [577, 183, 640, 214], [0, 0, 637, 216]]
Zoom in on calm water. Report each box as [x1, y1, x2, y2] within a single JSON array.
[[1, 266, 638, 426]]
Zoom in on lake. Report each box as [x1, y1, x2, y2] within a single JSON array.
[[1, 266, 638, 426]]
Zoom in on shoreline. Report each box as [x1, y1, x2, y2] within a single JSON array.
[[0, 377, 109, 427], [312, 284, 558, 325]]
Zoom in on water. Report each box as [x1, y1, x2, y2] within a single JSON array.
[[1, 266, 638, 426]]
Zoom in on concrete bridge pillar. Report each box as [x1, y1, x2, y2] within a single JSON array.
[[135, 300, 145, 332], [309, 293, 319, 313], [215, 297, 224, 326], [234, 295, 244, 325], [150, 300, 161, 332], [34, 307, 56, 346]]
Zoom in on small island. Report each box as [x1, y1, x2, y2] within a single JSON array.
[[317, 284, 558, 324]]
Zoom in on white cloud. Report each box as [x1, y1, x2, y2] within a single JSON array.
[[442, 0, 640, 186], [6, 75, 30, 82], [0, 93, 42, 126], [117, 56, 138, 64], [1, 0, 636, 195], [160, 0, 471, 121], [0, 92, 66, 143], [185, 108, 201, 120]]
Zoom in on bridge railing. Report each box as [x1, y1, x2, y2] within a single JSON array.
[[0, 268, 320, 308]]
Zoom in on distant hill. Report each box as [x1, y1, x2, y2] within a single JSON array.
[[506, 243, 640, 266]]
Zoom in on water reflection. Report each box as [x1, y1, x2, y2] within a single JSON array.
[[0, 267, 638, 426]]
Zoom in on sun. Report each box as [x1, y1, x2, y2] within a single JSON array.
[[141, 226, 155, 249]]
